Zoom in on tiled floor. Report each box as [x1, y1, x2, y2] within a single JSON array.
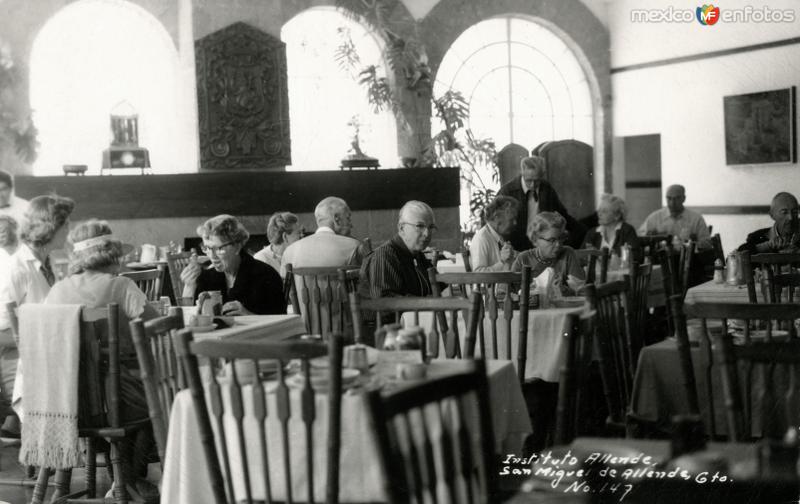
[[0, 442, 160, 504]]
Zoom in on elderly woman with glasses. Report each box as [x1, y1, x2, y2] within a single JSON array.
[[181, 214, 285, 315], [512, 211, 585, 296], [254, 211, 304, 278], [581, 193, 641, 259]]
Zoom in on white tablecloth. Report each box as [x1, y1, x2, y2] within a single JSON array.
[[405, 306, 584, 382], [160, 359, 531, 504], [684, 279, 759, 304]]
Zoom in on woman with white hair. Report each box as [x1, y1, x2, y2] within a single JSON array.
[[512, 211, 585, 296], [581, 193, 641, 258]]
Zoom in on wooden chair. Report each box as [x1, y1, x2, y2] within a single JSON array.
[[166, 251, 193, 301], [286, 264, 360, 339], [172, 329, 344, 504], [669, 295, 702, 420], [337, 267, 361, 295], [129, 307, 185, 468], [120, 266, 165, 302], [710, 233, 725, 264], [366, 359, 497, 504], [554, 310, 596, 445], [427, 268, 532, 384], [659, 242, 695, 336], [639, 234, 670, 264], [584, 281, 636, 435], [29, 303, 151, 504], [742, 251, 800, 303], [462, 248, 473, 272], [684, 302, 800, 441], [627, 261, 653, 351], [349, 291, 481, 359], [575, 247, 610, 284]]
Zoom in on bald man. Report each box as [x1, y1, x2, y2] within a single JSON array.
[[281, 196, 364, 272], [738, 192, 799, 254], [639, 184, 711, 249], [360, 200, 436, 298], [497, 156, 583, 250]]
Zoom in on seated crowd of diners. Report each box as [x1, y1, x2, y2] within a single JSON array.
[[0, 159, 797, 499]]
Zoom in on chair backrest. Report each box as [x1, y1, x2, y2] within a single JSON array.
[[710, 233, 725, 264], [428, 268, 532, 383], [742, 251, 800, 304], [669, 295, 701, 419], [286, 264, 360, 339], [349, 291, 481, 359], [684, 301, 800, 440], [575, 247, 610, 284], [659, 242, 695, 335], [639, 234, 670, 264], [366, 359, 497, 504], [173, 329, 344, 504], [79, 304, 122, 426], [769, 273, 800, 304], [584, 281, 635, 429], [462, 249, 473, 272], [627, 261, 653, 352], [120, 266, 165, 301], [129, 307, 186, 466], [166, 251, 193, 301], [554, 310, 595, 445]]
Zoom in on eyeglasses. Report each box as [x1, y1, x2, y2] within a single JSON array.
[[201, 241, 235, 255], [537, 236, 562, 244], [402, 222, 437, 233]]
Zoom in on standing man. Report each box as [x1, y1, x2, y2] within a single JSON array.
[[361, 200, 437, 298], [470, 196, 519, 271], [0, 170, 28, 228], [497, 156, 583, 250], [638, 184, 711, 249]]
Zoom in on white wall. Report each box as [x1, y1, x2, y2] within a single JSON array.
[[609, 0, 800, 254]]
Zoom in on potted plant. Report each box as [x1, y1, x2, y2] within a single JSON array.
[[0, 40, 38, 164]]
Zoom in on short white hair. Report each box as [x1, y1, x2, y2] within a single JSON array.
[[315, 197, 349, 226], [598, 193, 627, 222], [398, 200, 434, 224]]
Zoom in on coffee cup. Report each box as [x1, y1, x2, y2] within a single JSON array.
[[396, 363, 426, 381], [140, 244, 157, 263]]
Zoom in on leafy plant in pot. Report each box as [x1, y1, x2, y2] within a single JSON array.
[[0, 41, 38, 164]]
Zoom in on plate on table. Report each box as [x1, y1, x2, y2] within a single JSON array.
[[288, 368, 360, 389], [189, 324, 216, 333], [126, 261, 167, 270], [550, 297, 585, 308]]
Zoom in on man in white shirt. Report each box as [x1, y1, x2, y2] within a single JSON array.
[[470, 196, 519, 271], [0, 170, 29, 228], [638, 184, 711, 249]]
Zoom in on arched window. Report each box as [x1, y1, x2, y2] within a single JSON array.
[[281, 8, 398, 171], [30, 0, 191, 175], [434, 16, 593, 150]]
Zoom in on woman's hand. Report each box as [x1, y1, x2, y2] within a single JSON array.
[[222, 300, 252, 316], [180, 260, 201, 288]]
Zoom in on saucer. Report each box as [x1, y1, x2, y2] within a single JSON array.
[[190, 324, 216, 333]]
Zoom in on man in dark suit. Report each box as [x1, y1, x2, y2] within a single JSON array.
[[738, 192, 799, 254], [497, 155, 584, 250]]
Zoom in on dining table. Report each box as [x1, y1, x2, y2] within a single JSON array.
[[179, 307, 307, 342], [159, 357, 532, 504], [404, 303, 585, 383], [684, 279, 761, 304]]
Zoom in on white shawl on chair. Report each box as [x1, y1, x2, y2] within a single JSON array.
[[18, 304, 83, 470]]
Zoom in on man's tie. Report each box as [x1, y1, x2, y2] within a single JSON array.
[[529, 185, 539, 203], [40, 257, 55, 286]]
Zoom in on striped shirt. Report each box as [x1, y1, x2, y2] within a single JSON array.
[[360, 235, 433, 298]]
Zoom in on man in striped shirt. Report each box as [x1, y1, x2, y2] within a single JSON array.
[[361, 201, 436, 298]]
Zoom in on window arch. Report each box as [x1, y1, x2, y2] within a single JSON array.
[[433, 16, 593, 150], [30, 0, 191, 175], [281, 8, 398, 171]]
